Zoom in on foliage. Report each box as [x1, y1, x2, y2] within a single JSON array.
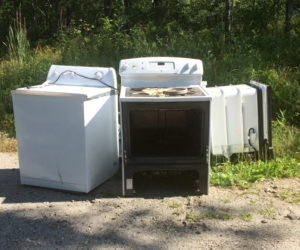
[[272, 111, 300, 159], [0, 132, 17, 152], [210, 157, 300, 187]]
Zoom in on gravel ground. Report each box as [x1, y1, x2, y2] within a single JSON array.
[[0, 152, 300, 250]]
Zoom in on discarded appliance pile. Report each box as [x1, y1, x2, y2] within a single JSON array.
[[12, 57, 272, 196]]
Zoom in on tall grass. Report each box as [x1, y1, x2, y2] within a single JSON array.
[[3, 5, 29, 63], [272, 110, 300, 160]]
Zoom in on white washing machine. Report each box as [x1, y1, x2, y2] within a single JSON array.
[[12, 65, 119, 193]]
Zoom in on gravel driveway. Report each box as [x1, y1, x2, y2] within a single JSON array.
[[0, 152, 299, 249]]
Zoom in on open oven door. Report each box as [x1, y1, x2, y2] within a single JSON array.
[[206, 81, 273, 161], [247, 80, 273, 160]]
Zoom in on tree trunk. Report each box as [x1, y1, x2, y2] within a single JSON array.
[[225, 0, 231, 43], [153, 0, 162, 8], [104, 0, 112, 18], [285, 0, 294, 34], [123, 0, 130, 8]]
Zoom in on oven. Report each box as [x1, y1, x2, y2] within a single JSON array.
[[119, 57, 211, 196]]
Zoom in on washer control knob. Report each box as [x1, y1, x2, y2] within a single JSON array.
[[121, 64, 129, 71], [95, 71, 103, 80]]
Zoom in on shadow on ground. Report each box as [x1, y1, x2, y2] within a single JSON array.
[[0, 206, 283, 249], [0, 167, 200, 204]]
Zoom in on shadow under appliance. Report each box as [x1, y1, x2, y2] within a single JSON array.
[[119, 57, 211, 196]]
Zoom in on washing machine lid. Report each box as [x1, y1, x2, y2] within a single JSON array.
[[12, 85, 115, 100]]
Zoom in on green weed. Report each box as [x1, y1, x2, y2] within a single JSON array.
[[259, 208, 275, 218], [205, 212, 234, 220], [169, 202, 181, 209], [221, 198, 231, 203], [173, 209, 183, 215], [246, 190, 259, 195], [288, 190, 300, 204], [210, 158, 300, 188], [186, 212, 205, 222], [240, 212, 253, 222], [250, 199, 259, 205], [280, 190, 291, 200]]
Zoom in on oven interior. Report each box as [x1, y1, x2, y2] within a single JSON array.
[[129, 109, 203, 157]]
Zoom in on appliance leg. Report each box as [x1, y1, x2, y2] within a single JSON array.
[[198, 169, 209, 195], [124, 170, 136, 196]]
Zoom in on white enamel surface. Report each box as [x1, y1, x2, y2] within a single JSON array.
[[47, 65, 116, 88], [119, 57, 203, 87], [84, 95, 119, 191], [207, 84, 259, 158], [12, 65, 119, 193], [13, 85, 112, 99]]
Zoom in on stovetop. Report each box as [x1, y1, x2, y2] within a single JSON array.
[[126, 87, 205, 97]]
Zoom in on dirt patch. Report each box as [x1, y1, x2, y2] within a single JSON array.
[[0, 152, 300, 249]]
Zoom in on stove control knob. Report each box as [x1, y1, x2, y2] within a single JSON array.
[[121, 64, 129, 71], [182, 63, 190, 72], [191, 64, 198, 71]]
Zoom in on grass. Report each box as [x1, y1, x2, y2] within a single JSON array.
[[280, 190, 291, 200], [259, 208, 275, 218], [205, 212, 234, 220], [186, 212, 205, 222], [169, 202, 181, 209], [173, 209, 184, 215], [221, 198, 231, 203], [272, 111, 300, 160], [186, 211, 234, 222], [290, 191, 300, 204], [279, 190, 300, 204], [210, 157, 300, 188], [246, 189, 259, 195], [250, 199, 259, 205], [0, 132, 17, 152], [240, 212, 253, 222]]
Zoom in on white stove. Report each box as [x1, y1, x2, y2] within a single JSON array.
[[119, 57, 211, 196], [120, 57, 211, 102]]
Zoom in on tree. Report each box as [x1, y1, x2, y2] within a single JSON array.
[[224, 0, 231, 43], [104, 0, 112, 17], [285, 0, 294, 34]]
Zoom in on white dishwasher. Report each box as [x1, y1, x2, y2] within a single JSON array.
[[11, 65, 119, 193]]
